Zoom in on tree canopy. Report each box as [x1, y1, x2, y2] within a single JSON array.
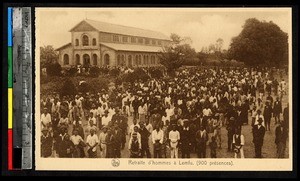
[[159, 33, 197, 74], [40, 45, 59, 68], [228, 18, 288, 67]]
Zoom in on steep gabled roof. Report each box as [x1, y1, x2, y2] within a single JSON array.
[[70, 19, 170, 40]]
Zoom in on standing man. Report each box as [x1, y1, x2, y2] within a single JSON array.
[[195, 125, 208, 158], [139, 121, 151, 158], [263, 101, 273, 131], [128, 132, 141, 158], [273, 97, 282, 125], [113, 122, 123, 158], [226, 117, 235, 152], [180, 120, 192, 158], [86, 128, 99, 158], [41, 127, 53, 158], [232, 128, 245, 158], [168, 124, 180, 158], [283, 103, 289, 130], [275, 121, 288, 158], [105, 128, 116, 158], [252, 118, 266, 158], [99, 126, 108, 158], [152, 125, 164, 158]]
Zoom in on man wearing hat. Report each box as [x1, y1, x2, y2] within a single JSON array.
[[41, 127, 53, 158], [252, 118, 266, 158]]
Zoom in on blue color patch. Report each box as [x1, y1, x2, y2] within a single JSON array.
[[8, 7, 12, 46]]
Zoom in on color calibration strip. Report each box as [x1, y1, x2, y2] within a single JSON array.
[[8, 7, 13, 170]]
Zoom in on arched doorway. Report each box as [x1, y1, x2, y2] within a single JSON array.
[[128, 55, 132, 67], [63, 54, 69, 65], [83, 54, 90, 66], [75, 54, 80, 65], [93, 54, 97, 66], [104, 54, 110, 66]]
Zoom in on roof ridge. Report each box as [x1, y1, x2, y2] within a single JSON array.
[[85, 19, 167, 36]]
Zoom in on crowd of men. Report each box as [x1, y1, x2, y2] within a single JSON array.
[[41, 66, 289, 159]]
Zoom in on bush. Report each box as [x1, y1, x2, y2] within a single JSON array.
[[149, 68, 164, 79], [122, 68, 150, 83], [88, 78, 109, 93], [109, 68, 120, 77], [46, 63, 62, 76], [66, 67, 78, 76], [60, 79, 77, 97], [89, 66, 101, 77]]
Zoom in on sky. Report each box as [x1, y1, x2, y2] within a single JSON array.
[[36, 8, 291, 52]]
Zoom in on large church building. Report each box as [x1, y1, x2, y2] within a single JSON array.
[[56, 19, 171, 68]]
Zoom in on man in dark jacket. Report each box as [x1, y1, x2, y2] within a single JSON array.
[[41, 127, 53, 158], [180, 120, 192, 158], [273, 97, 282, 125], [283, 103, 289, 130], [195, 125, 208, 158], [132, 96, 140, 120], [263, 101, 273, 131], [227, 117, 235, 152], [113, 122, 123, 158], [275, 121, 288, 158], [252, 118, 266, 158], [106, 128, 116, 158], [139, 121, 151, 158]]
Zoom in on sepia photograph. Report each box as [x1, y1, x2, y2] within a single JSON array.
[[35, 7, 292, 170]]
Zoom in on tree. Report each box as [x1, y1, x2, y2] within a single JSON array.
[[228, 18, 288, 67], [159, 34, 197, 74], [60, 79, 77, 97], [47, 62, 62, 76], [40, 45, 59, 68], [216, 38, 224, 52]]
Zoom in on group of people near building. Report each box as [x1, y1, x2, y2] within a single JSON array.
[[41, 66, 289, 159]]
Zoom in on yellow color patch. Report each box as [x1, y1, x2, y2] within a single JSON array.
[[8, 88, 13, 129]]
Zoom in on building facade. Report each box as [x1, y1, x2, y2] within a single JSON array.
[[56, 19, 171, 68]]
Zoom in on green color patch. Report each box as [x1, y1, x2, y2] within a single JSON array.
[[8, 47, 13, 88]]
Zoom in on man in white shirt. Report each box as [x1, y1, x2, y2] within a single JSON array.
[[86, 128, 99, 158], [101, 110, 111, 128], [165, 106, 174, 121], [254, 110, 265, 127], [70, 129, 84, 158], [87, 112, 97, 132], [41, 108, 51, 129], [168, 124, 180, 158], [233, 128, 245, 158], [152, 126, 164, 158]]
